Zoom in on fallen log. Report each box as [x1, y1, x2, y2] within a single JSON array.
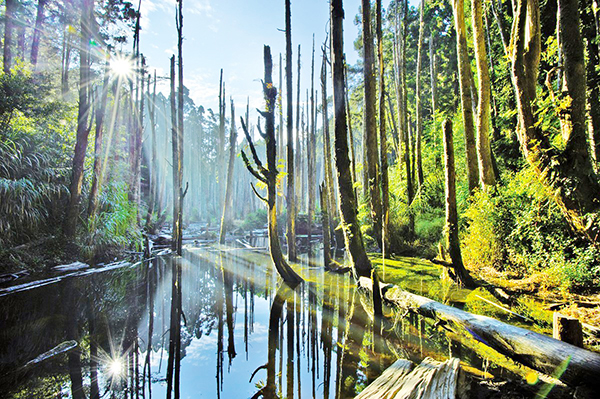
[[355, 357, 460, 399], [383, 284, 600, 389]]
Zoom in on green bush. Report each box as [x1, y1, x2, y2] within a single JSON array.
[[462, 168, 600, 291], [241, 208, 268, 231]]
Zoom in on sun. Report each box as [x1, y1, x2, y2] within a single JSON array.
[[109, 55, 134, 78], [108, 357, 123, 376]]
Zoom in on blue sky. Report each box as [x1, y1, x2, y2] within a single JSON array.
[[139, 0, 363, 121]]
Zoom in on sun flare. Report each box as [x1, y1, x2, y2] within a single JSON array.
[[109, 55, 134, 78]]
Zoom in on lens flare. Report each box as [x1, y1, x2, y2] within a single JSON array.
[[109, 56, 133, 78], [108, 358, 123, 376]]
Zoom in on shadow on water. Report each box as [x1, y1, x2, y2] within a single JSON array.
[[0, 245, 529, 398]]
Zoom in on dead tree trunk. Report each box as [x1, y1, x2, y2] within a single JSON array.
[[308, 37, 316, 244], [452, 0, 480, 194], [376, 0, 390, 250], [176, 0, 185, 254], [219, 98, 238, 244], [472, 0, 496, 189], [30, 0, 47, 68], [332, 0, 372, 278], [218, 69, 226, 213], [362, 0, 383, 246], [443, 119, 476, 288], [63, 0, 93, 237], [320, 182, 332, 269], [285, 0, 297, 262], [510, 0, 600, 245], [241, 46, 303, 287], [170, 56, 182, 254], [295, 44, 302, 215]]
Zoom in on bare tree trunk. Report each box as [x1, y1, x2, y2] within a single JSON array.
[[415, 0, 425, 188], [362, 0, 383, 245], [397, 0, 414, 236], [308, 37, 316, 244], [452, 0, 480, 194], [61, 28, 72, 96], [87, 59, 110, 222], [376, 0, 389, 250], [176, 0, 185, 254], [443, 119, 476, 288], [320, 182, 332, 268], [472, 0, 496, 189], [344, 63, 358, 194], [145, 71, 158, 229], [218, 69, 226, 214], [429, 31, 437, 117], [3, 0, 16, 73], [321, 47, 336, 221], [64, 0, 93, 237], [295, 45, 302, 215], [581, 1, 600, 166], [241, 46, 303, 287], [170, 56, 181, 254], [331, 0, 372, 278], [510, 0, 600, 245], [30, 0, 47, 68], [285, 0, 297, 261], [219, 99, 237, 244]]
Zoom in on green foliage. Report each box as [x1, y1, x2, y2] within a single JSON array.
[[241, 208, 268, 231], [463, 168, 600, 291], [82, 182, 141, 259]]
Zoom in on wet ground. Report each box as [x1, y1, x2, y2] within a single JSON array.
[[0, 244, 572, 398]]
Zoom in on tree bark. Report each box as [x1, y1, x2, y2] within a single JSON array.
[[30, 0, 47, 68], [415, 0, 425, 188], [285, 0, 297, 262], [452, 0, 480, 194], [320, 182, 332, 268], [510, 0, 600, 245], [176, 0, 184, 254], [472, 0, 497, 190], [429, 31, 437, 117], [397, 0, 414, 235], [219, 98, 237, 244], [295, 45, 302, 215], [63, 0, 93, 237], [376, 0, 390, 250], [321, 47, 336, 221], [170, 56, 181, 254], [362, 0, 383, 245], [443, 119, 476, 288], [3, 0, 16, 73], [308, 37, 316, 243], [581, 0, 600, 166], [331, 0, 372, 278], [241, 46, 303, 287], [145, 71, 158, 229], [218, 69, 226, 213]]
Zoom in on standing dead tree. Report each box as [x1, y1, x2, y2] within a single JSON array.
[[285, 0, 297, 262], [219, 98, 238, 244], [241, 46, 303, 287]]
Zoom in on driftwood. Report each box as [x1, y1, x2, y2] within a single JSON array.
[[356, 357, 460, 399], [383, 285, 600, 388]]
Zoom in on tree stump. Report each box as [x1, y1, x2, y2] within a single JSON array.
[[553, 312, 583, 348]]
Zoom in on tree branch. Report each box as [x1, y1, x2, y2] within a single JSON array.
[[241, 150, 267, 183], [250, 182, 268, 204]]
